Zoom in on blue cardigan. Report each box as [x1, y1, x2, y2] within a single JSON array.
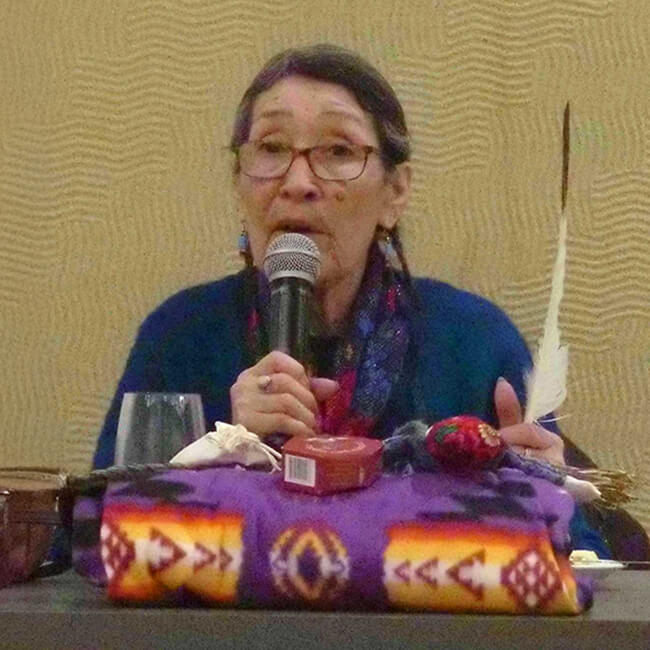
[[93, 270, 610, 555]]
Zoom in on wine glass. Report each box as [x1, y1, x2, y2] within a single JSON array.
[[114, 393, 206, 466]]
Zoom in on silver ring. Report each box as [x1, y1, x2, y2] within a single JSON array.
[[523, 447, 533, 459], [257, 374, 272, 391]]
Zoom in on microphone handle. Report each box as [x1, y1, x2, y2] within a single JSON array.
[[268, 277, 313, 368], [267, 277, 314, 452]]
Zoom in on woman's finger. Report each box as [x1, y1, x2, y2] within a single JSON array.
[[255, 390, 317, 428], [309, 377, 340, 401], [494, 377, 523, 428], [499, 423, 558, 449], [259, 372, 320, 414], [254, 350, 310, 389], [501, 424, 565, 466], [247, 412, 316, 438], [231, 389, 316, 431]]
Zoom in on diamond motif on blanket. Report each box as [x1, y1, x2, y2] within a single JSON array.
[[148, 527, 186, 574], [100, 521, 135, 582], [269, 524, 350, 603], [501, 548, 560, 610]]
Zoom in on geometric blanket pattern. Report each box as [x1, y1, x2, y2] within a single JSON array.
[[74, 466, 592, 613], [384, 522, 574, 613], [101, 504, 243, 603]]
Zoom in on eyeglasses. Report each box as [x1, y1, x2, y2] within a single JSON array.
[[237, 141, 378, 181]]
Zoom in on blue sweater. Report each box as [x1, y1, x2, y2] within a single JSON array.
[[93, 271, 610, 555]]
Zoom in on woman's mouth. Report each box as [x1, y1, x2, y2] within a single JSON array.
[[276, 224, 320, 237]]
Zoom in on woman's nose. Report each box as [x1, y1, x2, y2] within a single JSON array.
[[279, 153, 320, 201]]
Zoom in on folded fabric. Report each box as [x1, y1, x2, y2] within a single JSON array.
[[73, 466, 592, 614]]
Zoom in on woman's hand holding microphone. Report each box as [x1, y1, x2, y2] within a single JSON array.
[[230, 350, 339, 439]]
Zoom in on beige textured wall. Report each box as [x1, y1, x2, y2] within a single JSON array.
[[1, 1, 648, 529]]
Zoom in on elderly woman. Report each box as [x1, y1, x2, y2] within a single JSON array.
[[93, 44, 647, 560]]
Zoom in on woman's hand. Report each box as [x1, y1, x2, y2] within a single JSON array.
[[230, 350, 339, 439], [494, 377, 565, 466]]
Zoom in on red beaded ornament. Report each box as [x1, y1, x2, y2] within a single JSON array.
[[425, 415, 506, 471]]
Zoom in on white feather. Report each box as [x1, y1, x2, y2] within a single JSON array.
[[524, 216, 569, 423]]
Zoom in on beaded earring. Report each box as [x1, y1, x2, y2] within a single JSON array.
[[377, 226, 397, 266], [238, 226, 253, 266], [376, 226, 416, 303]]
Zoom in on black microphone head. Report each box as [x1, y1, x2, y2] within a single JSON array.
[[263, 233, 321, 285]]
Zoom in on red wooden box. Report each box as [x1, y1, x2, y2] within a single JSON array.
[[281, 436, 383, 495]]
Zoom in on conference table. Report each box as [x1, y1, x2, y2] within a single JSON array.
[[0, 570, 648, 649]]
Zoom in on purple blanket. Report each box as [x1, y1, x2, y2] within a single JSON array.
[[73, 466, 592, 613]]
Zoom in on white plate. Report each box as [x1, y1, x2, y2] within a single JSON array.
[[571, 559, 625, 579]]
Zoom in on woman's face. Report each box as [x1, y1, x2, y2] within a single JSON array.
[[236, 75, 410, 294]]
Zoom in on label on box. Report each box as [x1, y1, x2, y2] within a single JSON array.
[[284, 454, 316, 487]]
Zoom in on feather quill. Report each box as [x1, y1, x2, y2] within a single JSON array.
[[524, 103, 571, 424], [524, 216, 569, 423], [520, 103, 635, 507]]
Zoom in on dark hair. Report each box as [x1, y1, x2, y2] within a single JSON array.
[[230, 43, 410, 169]]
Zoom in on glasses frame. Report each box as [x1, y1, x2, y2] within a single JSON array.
[[236, 142, 379, 181]]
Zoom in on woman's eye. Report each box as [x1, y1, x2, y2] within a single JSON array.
[[258, 141, 287, 154], [325, 143, 355, 157]]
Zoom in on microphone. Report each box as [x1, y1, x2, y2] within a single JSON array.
[[263, 233, 321, 367]]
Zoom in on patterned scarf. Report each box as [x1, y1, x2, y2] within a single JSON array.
[[246, 242, 411, 438]]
